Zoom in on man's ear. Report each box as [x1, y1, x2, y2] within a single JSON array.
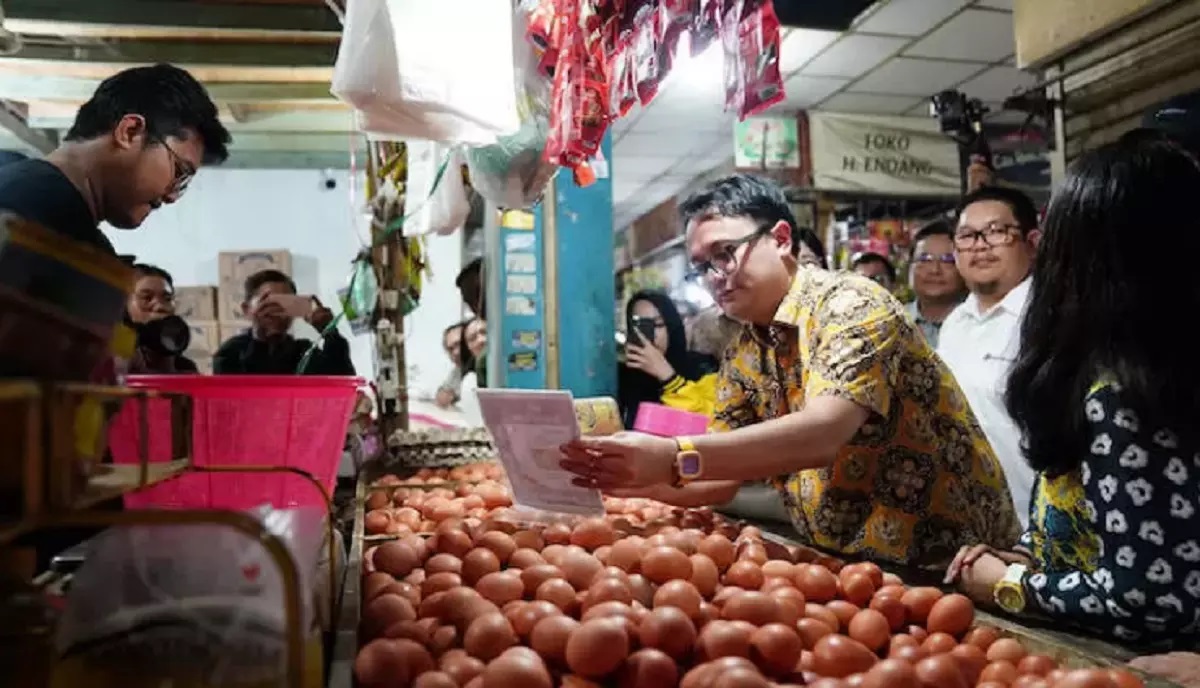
[[770, 221, 792, 256], [111, 114, 146, 151]]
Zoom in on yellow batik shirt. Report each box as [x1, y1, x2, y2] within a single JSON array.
[[712, 267, 1021, 568]]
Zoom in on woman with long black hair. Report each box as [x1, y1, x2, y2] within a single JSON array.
[[618, 289, 718, 429], [945, 132, 1200, 646]]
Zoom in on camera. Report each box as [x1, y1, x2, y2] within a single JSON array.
[[930, 90, 988, 148], [130, 315, 191, 356]]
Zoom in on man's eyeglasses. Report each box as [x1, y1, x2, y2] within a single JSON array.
[[687, 228, 768, 280], [913, 252, 956, 265], [954, 223, 1023, 250], [152, 135, 197, 197], [134, 290, 175, 307]]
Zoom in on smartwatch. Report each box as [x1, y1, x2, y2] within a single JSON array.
[[673, 437, 703, 487], [993, 563, 1029, 614]]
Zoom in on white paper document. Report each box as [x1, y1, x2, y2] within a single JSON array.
[[475, 389, 604, 516]]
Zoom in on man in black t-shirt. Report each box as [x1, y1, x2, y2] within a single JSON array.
[[0, 63, 231, 251]]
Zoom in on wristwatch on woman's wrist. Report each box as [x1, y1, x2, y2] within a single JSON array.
[[993, 563, 1029, 614], [671, 436, 703, 487]]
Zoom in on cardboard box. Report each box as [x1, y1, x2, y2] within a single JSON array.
[[217, 250, 293, 321], [173, 286, 217, 320], [184, 320, 220, 357]]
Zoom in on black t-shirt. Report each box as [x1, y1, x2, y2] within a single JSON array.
[[0, 159, 114, 254]]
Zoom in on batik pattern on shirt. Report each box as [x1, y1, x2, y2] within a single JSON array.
[[1021, 382, 1200, 645], [711, 267, 1021, 569]]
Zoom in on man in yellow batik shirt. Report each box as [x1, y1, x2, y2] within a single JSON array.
[[561, 174, 1020, 568]]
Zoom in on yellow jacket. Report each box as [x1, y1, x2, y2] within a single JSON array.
[[660, 372, 718, 419]]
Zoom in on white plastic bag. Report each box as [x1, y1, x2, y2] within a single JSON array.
[[332, 0, 521, 145], [55, 506, 330, 685], [405, 140, 470, 237]]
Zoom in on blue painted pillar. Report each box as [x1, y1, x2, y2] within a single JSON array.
[[488, 133, 615, 397]]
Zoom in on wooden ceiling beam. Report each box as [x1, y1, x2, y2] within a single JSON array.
[[4, 39, 338, 69], [3, 0, 341, 43]]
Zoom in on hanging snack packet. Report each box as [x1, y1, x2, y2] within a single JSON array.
[[691, 0, 724, 56], [735, 1, 785, 118], [527, 0, 558, 77], [658, 0, 697, 45], [632, 18, 663, 106], [721, 0, 745, 114]]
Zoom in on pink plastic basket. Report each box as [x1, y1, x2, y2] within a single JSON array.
[[633, 402, 710, 437], [108, 375, 362, 510]]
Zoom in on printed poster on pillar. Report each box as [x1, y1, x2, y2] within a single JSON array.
[[807, 112, 960, 197]]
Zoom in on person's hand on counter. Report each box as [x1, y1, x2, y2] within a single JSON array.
[[945, 543, 1034, 607], [1129, 652, 1200, 687]]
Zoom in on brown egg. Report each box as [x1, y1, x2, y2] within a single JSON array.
[[750, 623, 802, 676], [480, 647, 553, 688], [825, 601, 861, 632], [642, 546, 693, 584], [723, 591, 782, 626], [725, 561, 765, 590], [964, 626, 1000, 651], [476, 571, 525, 606], [979, 660, 1019, 685], [985, 638, 1026, 663], [795, 566, 839, 603], [566, 617, 630, 677], [627, 574, 655, 607], [561, 550, 605, 590], [363, 572, 395, 602], [586, 576, 634, 611], [619, 648, 679, 688], [698, 620, 754, 660], [433, 530, 474, 559], [544, 523, 573, 545], [868, 594, 905, 631], [354, 638, 435, 688], [653, 579, 704, 620], [922, 632, 958, 656], [926, 594, 974, 638], [530, 613, 580, 666], [430, 625, 459, 656], [427, 553, 465, 576], [462, 548, 502, 585], [761, 560, 795, 580], [366, 490, 391, 510], [508, 548, 544, 570], [689, 554, 720, 599], [384, 618, 435, 645], [639, 605, 697, 661], [463, 612, 517, 661], [510, 529, 544, 551], [847, 609, 890, 652], [571, 518, 617, 550], [840, 573, 876, 607], [861, 658, 919, 688], [374, 542, 421, 577], [796, 617, 835, 650], [365, 510, 391, 535], [535, 578, 578, 613], [950, 643, 988, 685], [914, 654, 967, 688], [811, 634, 877, 678], [440, 649, 485, 686], [477, 531, 518, 564], [362, 593, 417, 638], [520, 564, 566, 597], [899, 587, 942, 625], [423, 572, 463, 597], [606, 539, 644, 572], [592, 566, 632, 587]]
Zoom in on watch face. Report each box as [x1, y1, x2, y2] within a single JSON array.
[[678, 451, 701, 477]]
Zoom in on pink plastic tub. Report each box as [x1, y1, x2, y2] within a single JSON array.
[[633, 403, 709, 437], [108, 375, 362, 510]]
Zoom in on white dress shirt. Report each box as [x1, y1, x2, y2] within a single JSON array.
[[937, 277, 1036, 528]]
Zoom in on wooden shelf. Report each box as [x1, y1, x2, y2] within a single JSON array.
[[71, 459, 190, 510]]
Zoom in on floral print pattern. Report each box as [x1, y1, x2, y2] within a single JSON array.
[[711, 267, 1021, 568]]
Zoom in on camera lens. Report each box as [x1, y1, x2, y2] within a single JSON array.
[[137, 315, 191, 356]]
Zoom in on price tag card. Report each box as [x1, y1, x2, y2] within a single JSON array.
[[475, 388, 604, 516]]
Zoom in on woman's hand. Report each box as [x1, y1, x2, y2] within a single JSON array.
[[945, 544, 1032, 584], [559, 431, 677, 489], [945, 544, 1034, 607], [625, 338, 676, 382], [1129, 653, 1200, 687]]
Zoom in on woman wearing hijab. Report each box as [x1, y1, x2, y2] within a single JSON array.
[[618, 289, 718, 429]]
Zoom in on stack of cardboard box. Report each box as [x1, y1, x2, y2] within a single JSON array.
[[171, 249, 293, 374]]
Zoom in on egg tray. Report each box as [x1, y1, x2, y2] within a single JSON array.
[[385, 427, 496, 469]]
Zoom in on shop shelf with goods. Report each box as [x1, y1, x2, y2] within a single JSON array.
[[0, 378, 349, 688]]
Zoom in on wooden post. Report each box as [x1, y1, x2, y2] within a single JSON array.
[[367, 141, 408, 438]]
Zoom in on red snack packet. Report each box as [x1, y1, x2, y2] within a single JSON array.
[[631, 17, 664, 105], [527, 0, 558, 76], [721, 0, 744, 113], [736, 0, 785, 118], [658, 0, 698, 45], [691, 0, 724, 56]]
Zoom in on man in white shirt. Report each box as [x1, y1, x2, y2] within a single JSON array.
[[937, 186, 1041, 527]]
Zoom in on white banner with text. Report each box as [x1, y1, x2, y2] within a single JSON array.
[[808, 112, 960, 196]]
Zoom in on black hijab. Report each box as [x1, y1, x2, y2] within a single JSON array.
[[618, 290, 716, 428]]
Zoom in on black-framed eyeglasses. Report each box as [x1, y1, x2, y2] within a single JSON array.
[[152, 134, 197, 197], [687, 227, 768, 280], [954, 223, 1022, 250], [914, 252, 956, 265], [134, 289, 175, 307]]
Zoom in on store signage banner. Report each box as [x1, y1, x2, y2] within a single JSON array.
[[807, 112, 960, 196], [734, 117, 801, 169]]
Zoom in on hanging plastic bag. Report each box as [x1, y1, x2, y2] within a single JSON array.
[[464, 0, 557, 208], [405, 141, 469, 236], [331, 0, 522, 145]]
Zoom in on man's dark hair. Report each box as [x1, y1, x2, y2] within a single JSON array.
[[66, 64, 231, 165], [796, 226, 828, 268], [679, 174, 807, 259], [956, 185, 1039, 233], [456, 257, 485, 315], [909, 219, 954, 260], [243, 269, 296, 301], [1142, 89, 1200, 157], [132, 263, 174, 289], [851, 252, 897, 283], [443, 320, 468, 341]]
